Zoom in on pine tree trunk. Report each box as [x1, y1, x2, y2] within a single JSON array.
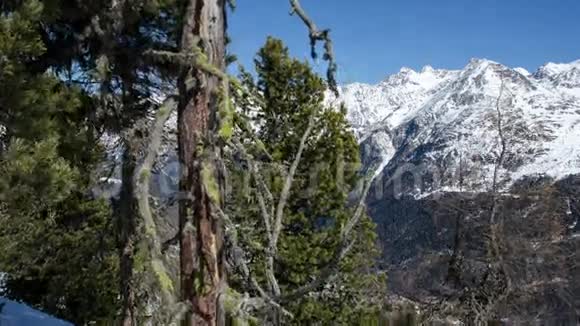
[[177, 0, 227, 325]]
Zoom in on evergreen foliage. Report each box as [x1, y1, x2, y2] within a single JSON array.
[[0, 1, 118, 323]]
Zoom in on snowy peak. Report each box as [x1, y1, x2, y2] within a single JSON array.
[[421, 65, 434, 73], [331, 63, 460, 138], [381, 65, 457, 89], [514, 67, 531, 76], [399, 66, 414, 74], [535, 59, 580, 77], [533, 60, 580, 89], [467, 57, 498, 67]]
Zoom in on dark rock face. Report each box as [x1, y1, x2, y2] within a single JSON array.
[[368, 175, 580, 322]]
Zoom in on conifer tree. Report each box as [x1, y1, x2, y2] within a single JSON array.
[[21, 1, 182, 323], [228, 38, 386, 325]]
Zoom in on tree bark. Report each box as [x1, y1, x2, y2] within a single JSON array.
[[177, 1, 227, 325]]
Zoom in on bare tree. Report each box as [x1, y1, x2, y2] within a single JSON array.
[[419, 75, 577, 325]]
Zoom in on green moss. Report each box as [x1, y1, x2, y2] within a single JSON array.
[[224, 287, 241, 312], [152, 259, 174, 292], [201, 161, 221, 205], [133, 242, 149, 273], [139, 168, 151, 184], [193, 270, 204, 293], [219, 121, 234, 140], [223, 288, 258, 326], [255, 139, 266, 152], [157, 101, 172, 117], [192, 45, 226, 79], [95, 54, 110, 81], [145, 222, 156, 238], [218, 79, 235, 141]]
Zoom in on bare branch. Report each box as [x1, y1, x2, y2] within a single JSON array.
[[231, 138, 273, 241], [341, 176, 374, 241], [214, 205, 293, 318], [289, 0, 339, 95], [270, 116, 315, 250], [253, 164, 275, 208], [254, 170, 273, 241]]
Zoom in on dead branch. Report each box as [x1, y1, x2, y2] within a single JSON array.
[[134, 96, 178, 307], [252, 164, 273, 242], [265, 115, 315, 297], [231, 138, 273, 242], [215, 205, 294, 318], [289, 0, 339, 96]]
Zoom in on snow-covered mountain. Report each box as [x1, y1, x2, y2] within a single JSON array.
[[330, 59, 580, 194], [334, 60, 580, 320]]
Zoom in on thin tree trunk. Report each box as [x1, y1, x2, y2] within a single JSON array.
[[118, 143, 138, 326], [446, 210, 463, 288], [177, 0, 227, 325]]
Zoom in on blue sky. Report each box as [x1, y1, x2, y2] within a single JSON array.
[[228, 0, 580, 84]]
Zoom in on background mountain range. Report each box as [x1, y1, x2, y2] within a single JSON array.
[[331, 58, 580, 194]]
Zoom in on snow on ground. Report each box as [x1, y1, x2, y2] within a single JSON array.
[[0, 297, 72, 326]]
